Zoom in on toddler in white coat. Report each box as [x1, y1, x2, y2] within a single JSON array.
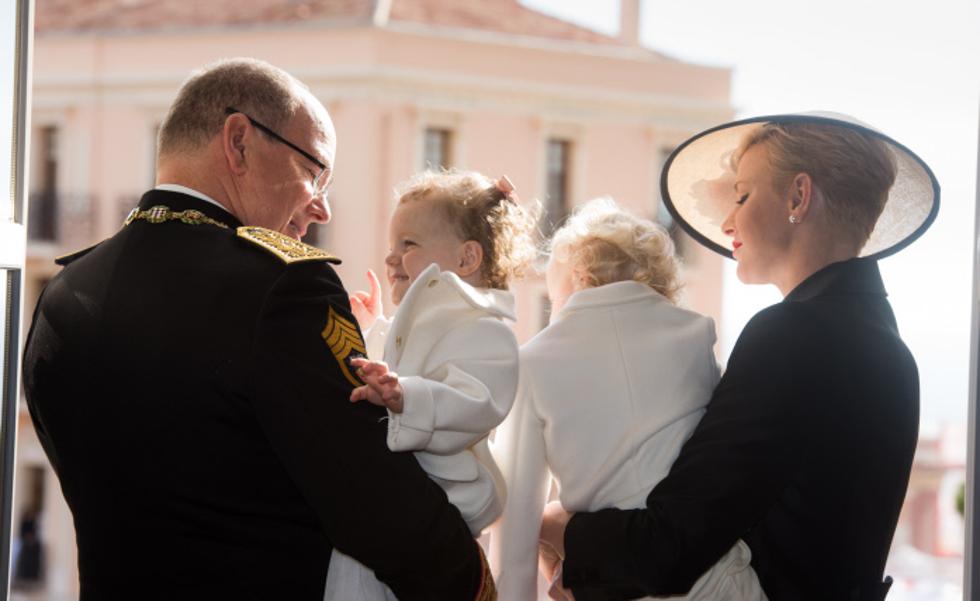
[[490, 199, 765, 601], [323, 170, 537, 601]]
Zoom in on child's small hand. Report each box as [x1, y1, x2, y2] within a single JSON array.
[[539, 542, 574, 600], [547, 570, 575, 601], [349, 357, 404, 414], [349, 269, 383, 331], [538, 540, 562, 583]]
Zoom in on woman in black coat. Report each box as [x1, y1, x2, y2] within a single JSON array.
[[539, 113, 940, 601]]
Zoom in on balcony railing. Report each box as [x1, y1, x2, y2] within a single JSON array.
[[27, 192, 96, 250]]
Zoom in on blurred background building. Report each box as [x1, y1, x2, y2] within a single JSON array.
[[13, 0, 968, 599]]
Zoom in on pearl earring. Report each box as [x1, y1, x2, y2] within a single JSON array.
[[789, 215, 799, 224]]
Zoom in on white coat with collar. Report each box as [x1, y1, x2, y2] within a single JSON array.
[[489, 280, 763, 601], [367, 262, 518, 532]]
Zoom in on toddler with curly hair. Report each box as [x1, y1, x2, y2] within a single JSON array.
[[490, 198, 764, 601], [325, 170, 537, 601]]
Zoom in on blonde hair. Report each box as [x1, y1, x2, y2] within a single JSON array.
[[550, 198, 682, 304], [732, 121, 898, 250], [397, 170, 538, 290], [158, 58, 307, 157]]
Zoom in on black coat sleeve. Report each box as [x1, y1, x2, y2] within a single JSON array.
[[247, 262, 487, 601], [562, 304, 820, 596]]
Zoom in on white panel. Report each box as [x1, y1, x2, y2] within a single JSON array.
[[0, 0, 31, 594], [0, 0, 15, 223], [0, 223, 25, 270]]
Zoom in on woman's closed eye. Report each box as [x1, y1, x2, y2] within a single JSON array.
[[736, 193, 749, 205]]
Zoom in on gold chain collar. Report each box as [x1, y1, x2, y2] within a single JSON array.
[[124, 205, 230, 229], [122, 205, 341, 265]]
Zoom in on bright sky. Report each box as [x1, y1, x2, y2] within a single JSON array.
[[523, 0, 980, 429]]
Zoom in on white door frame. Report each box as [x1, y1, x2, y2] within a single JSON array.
[[966, 101, 980, 601], [0, 0, 33, 597]]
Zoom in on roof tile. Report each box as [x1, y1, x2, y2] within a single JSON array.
[[388, 0, 623, 45], [35, 0, 373, 33], [35, 0, 625, 46]]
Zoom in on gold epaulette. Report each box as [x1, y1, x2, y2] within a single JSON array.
[[236, 226, 341, 265]]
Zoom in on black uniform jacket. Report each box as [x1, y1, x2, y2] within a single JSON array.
[[563, 258, 919, 601], [22, 190, 489, 601]]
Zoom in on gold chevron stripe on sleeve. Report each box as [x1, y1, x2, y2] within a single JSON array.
[[321, 307, 366, 387], [237, 226, 341, 265]]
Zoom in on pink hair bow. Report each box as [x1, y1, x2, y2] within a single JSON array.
[[496, 175, 518, 202]]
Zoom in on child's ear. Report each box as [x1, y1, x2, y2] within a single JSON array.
[[571, 266, 591, 291], [457, 240, 484, 278]]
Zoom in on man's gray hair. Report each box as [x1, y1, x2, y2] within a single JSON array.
[[158, 58, 307, 157]]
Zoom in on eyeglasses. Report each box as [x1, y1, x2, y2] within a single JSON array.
[[224, 107, 329, 198]]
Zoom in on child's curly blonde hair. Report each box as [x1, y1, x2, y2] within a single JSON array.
[[396, 169, 538, 290], [549, 198, 682, 304]]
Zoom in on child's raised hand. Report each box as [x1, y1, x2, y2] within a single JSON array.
[[349, 269, 383, 331], [349, 357, 404, 414]]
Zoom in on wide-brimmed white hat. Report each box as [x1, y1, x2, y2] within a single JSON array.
[[660, 111, 940, 259]]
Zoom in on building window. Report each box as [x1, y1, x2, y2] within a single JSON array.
[[656, 145, 676, 228], [655, 146, 674, 211], [655, 145, 693, 261], [543, 138, 572, 236], [28, 126, 59, 242], [656, 197, 676, 233], [304, 222, 328, 248], [422, 127, 452, 170]]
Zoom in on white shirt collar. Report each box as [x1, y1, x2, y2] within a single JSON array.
[[154, 184, 229, 212]]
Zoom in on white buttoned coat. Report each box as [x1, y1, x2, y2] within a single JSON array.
[[325, 264, 519, 601], [368, 263, 518, 533], [489, 281, 764, 601]]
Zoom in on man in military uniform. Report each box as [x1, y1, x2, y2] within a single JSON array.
[[22, 58, 493, 600]]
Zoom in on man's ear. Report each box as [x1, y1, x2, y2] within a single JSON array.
[[222, 113, 251, 176], [787, 172, 813, 223], [457, 240, 484, 278]]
